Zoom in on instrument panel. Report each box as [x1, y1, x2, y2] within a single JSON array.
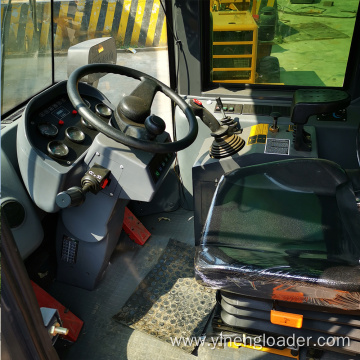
[[27, 94, 113, 166]]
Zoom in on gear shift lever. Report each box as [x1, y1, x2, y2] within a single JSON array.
[[56, 164, 111, 208], [269, 111, 281, 133]]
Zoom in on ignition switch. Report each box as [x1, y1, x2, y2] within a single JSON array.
[[56, 164, 111, 208]]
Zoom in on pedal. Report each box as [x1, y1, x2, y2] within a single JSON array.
[[122, 207, 151, 245]]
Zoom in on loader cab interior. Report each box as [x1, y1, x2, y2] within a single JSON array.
[[2, 0, 360, 359]]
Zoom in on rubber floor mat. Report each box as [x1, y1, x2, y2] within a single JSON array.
[[113, 239, 216, 353]]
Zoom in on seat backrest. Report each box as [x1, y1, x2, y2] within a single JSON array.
[[202, 158, 360, 265]]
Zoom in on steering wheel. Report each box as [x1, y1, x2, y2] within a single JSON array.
[[67, 64, 198, 153]]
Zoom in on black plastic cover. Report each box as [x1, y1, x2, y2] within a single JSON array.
[[195, 158, 360, 310]]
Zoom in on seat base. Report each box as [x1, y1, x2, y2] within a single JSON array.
[[210, 291, 360, 356]]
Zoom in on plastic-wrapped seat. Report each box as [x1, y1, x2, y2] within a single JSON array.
[[195, 158, 360, 310]]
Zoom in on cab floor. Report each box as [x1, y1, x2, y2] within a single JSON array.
[[48, 208, 353, 360]]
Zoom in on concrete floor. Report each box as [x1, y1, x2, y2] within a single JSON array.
[[275, 0, 359, 86]]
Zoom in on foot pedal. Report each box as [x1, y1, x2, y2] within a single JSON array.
[[122, 207, 151, 245], [31, 281, 83, 342]]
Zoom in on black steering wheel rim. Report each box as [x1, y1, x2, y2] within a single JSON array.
[[67, 63, 198, 153]]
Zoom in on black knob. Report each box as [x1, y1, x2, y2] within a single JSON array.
[[144, 114, 166, 139], [56, 186, 86, 209], [270, 112, 282, 120]]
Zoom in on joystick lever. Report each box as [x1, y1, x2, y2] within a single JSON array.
[[209, 124, 245, 159], [189, 99, 220, 132], [216, 97, 241, 131], [56, 164, 111, 209]]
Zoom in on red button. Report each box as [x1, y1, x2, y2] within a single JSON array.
[[72, 110, 77, 115], [59, 120, 64, 125], [101, 178, 109, 189], [193, 99, 203, 106]]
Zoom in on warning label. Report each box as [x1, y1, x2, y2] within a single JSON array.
[[247, 124, 269, 145], [264, 139, 290, 155]]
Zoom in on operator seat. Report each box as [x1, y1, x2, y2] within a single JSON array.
[[194, 89, 360, 354]]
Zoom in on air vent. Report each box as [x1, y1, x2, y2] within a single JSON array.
[[2, 200, 26, 228]]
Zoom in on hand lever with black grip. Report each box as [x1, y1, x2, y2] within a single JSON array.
[[189, 99, 220, 132], [56, 164, 111, 208]]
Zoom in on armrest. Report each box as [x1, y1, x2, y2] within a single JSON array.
[[290, 89, 351, 152], [291, 89, 351, 125]]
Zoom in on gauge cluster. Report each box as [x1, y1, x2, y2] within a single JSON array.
[[28, 94, 113, 166]]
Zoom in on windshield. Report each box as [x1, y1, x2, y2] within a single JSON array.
[[209, 0, 359, 86], [1, 0, 53, 115], [1, 0, 169, 116]]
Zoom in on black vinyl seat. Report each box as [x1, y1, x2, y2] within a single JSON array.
[[195, 158, 360, 310]]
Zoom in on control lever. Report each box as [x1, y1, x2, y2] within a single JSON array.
[[211, 125, 233, 139], [216, 97, 228, 120], [216, 97, 241, 132], [56, 164, 111, 208], [209, 124, 245, 159], [189, 99, 220, 132], [269, 111, 281, 133]]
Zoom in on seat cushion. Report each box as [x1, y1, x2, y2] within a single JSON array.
[[195, 159, 360, 310]]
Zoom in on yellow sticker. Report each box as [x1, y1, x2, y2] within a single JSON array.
[[228, 342, 299, 359], [247, 124, 269, 145]]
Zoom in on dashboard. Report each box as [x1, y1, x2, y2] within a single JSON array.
[[27, 87, 113, 167], [16, 80, 176, 213]]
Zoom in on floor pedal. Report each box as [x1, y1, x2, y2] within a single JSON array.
[[122, 207, 151, 245]]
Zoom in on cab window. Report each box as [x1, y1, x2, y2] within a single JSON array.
[[209, 0, 359, 87], [1, 0, 53, 114]]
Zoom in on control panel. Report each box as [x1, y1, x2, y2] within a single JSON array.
[[214, 103, 292, 117], [317, 108, 347, 122], [149, 152, 175, 183]]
